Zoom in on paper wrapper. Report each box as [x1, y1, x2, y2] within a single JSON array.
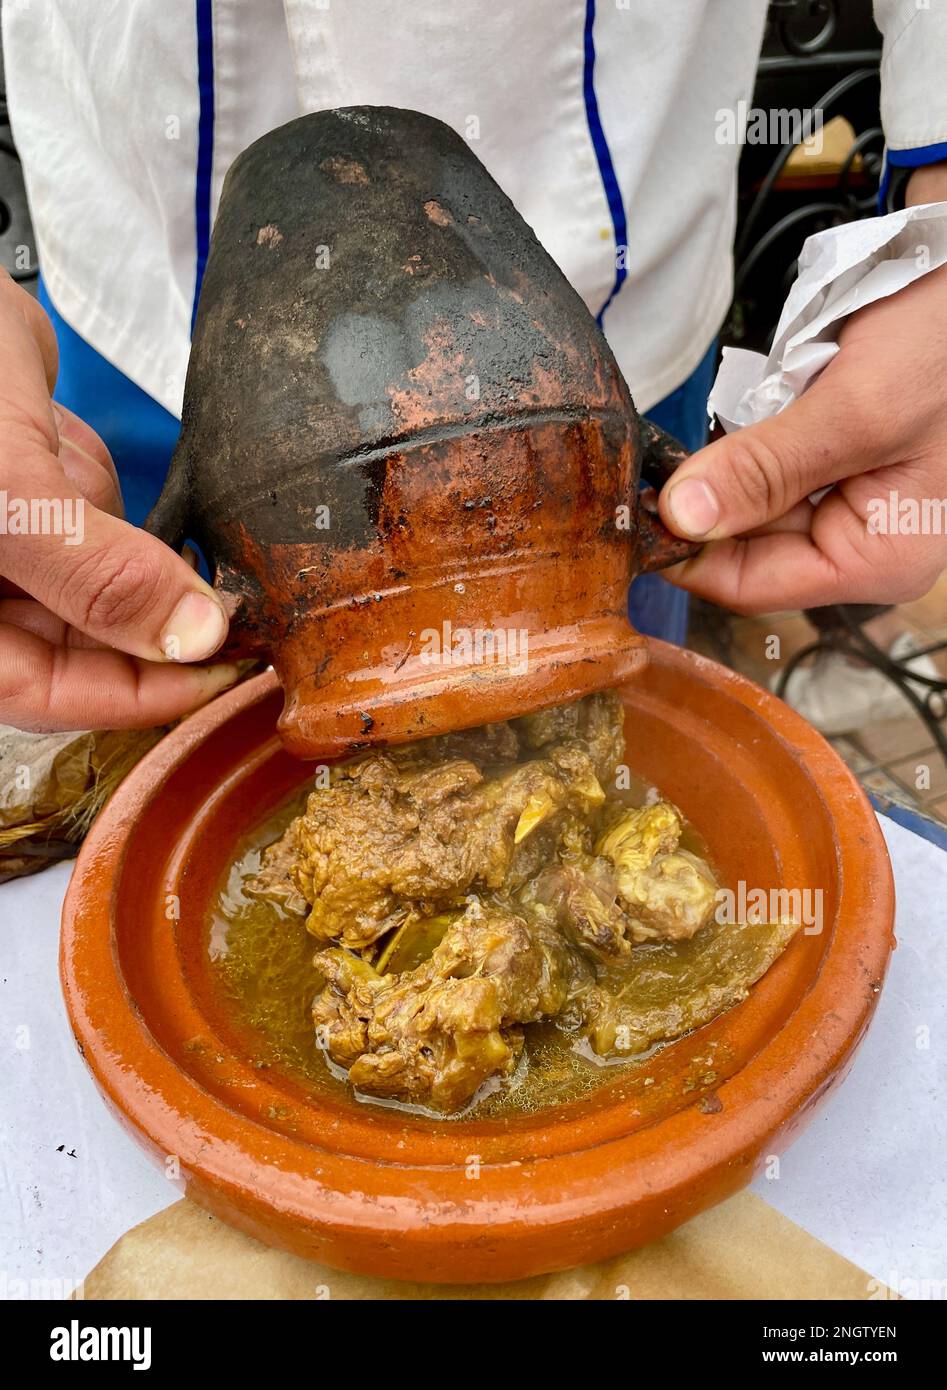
[[81, 1193, 893, 1301], [0, 726, 164, 882], [0, 665, 260, 882], [710, 200, 947, 431]]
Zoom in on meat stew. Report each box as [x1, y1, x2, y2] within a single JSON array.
[[209, 693, 797, 1115]]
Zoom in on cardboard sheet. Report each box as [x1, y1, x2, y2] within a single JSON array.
[[81, 1191, 890, 1302]]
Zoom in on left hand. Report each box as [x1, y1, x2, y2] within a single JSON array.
[[657, 164, 947, 613]]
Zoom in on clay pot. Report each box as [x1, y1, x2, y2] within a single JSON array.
[[61, 649, 895, 1284], [146, 108, 696, 760]]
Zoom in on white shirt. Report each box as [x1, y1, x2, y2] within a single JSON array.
[[3, 1, 945, 418]]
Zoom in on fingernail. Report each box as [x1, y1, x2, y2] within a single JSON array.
[[160, 591, 228, 661], [195, 662, 241, 696], [666, 478, 720, 538]]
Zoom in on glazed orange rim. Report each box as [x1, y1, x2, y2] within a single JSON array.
[[60, 651, 895, 1251]]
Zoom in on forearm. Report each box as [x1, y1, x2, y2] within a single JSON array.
[[905, 160, 947, 207]]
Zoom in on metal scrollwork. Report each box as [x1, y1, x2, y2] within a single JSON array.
[[771, 0, 838, 57]]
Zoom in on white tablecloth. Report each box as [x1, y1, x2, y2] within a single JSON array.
[[1, 816, 945, 1297]]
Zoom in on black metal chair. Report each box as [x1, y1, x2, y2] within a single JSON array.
[[0, 13, 37, 286]]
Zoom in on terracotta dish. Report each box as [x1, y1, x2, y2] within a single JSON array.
[[61, 649, 895, 1284]]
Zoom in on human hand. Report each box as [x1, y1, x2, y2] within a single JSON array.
[[657, 166, 947, 613], [0, 270, 236, 731]]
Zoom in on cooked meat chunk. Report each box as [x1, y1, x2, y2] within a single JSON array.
[[597, 801, 682, 871], [250, 722, 615, 953], [401, 720, 520, 767], [513, 690, 625, 786], [622, 849, 719, 941], [595, 803, 717, 943], [521, 802, 717, 957], [296, 754, 488, 950], [523, 858, 635, 960], [311, 902, 592, 1111], [244, 818, 309, 917], [513, 703, 586, 752]]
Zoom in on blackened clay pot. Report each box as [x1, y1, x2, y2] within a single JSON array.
[[146, 107, 698, 759]]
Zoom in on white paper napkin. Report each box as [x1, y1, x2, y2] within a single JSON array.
[[709, 200, 947, 432]]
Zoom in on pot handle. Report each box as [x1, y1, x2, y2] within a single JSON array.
[[143, 471, 258, 654], [635, 418, 702, 574], [143, 470, 189, 552]]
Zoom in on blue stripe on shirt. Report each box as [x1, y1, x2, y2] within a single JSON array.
[[878, 141, 947, 212], [886, 140, 947, 168], [582, 0, 628, 326], [192, 0, 215, 335]]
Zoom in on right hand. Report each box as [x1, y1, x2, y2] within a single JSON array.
[[0, 270, 237, 732]]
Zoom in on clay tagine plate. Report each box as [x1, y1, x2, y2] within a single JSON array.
[[61, 645, 895, 1284]]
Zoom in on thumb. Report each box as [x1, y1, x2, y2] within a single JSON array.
[[2, 493, 228, 663], [657, 376, 871, 541]]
